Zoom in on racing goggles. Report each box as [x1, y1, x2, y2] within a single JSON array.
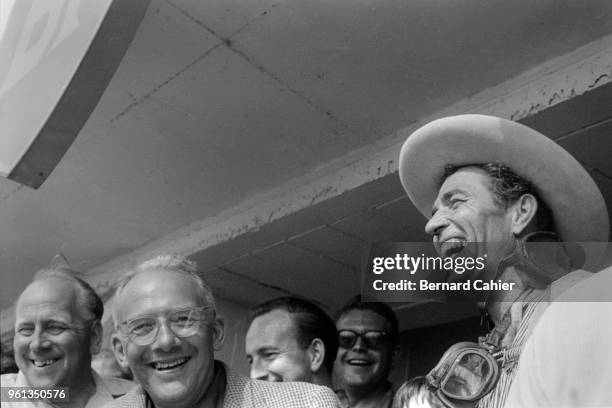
[[426, 342, 500, 407], [337, 329, 389, 350], [117, 306, 214, 346]]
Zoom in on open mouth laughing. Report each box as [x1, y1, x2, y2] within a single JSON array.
[[30, 358, 59, 368], [148, 356, 191, 371], [440, 238, 467, 257], [346, 358, 372, 367]]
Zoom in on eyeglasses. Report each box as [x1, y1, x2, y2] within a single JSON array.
[[337, 329, 389, 350], [117, 306, 214, 346]]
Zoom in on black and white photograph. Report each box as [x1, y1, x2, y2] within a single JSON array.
[[1, 1, 612, 407]]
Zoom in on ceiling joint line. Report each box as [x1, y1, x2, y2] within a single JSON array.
[[215, 265, 296, 296], [149, 1, 353, 137], [227, 4, 280, 38], [110, 42, 224, 122], [0, 184, 23, 203], [285, 240, 361, 274], [591, 167, 612, 183], [285, 225, 328, 242], [372, 195, 410, 211], [164, 0, 223, 38], [554, 115, 612, 181], [164, 0, 341, 129], [555, 115, 612, 142], [225, 45, 352, 135], [164, 0, 278, 47], [326, 224, 367, 243]]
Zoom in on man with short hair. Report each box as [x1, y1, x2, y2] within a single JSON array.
[[1, 267, 135, 408], [398, 114, 610, 408], [333, 296, 399, 408], [245, 297, 337, 386], [107, 255, 340, 408]]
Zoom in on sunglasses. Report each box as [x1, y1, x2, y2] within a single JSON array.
[[117, 306, 214, 346], [337, 329, 389, 350]]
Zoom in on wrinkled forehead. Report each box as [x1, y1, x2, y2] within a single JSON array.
[[16, 278, 79, 321], [336, 309, 390, 332], [252, 309, 296, 336], [114, 268, 211, 320], [434, 167, 496, 205], [246, 309, 298, 350], [439, 166, 494, 192]]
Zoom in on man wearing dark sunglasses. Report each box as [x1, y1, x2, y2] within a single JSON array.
[[108, 254, 341, 408], [333, 296, 400, 408], [398, 115, 609, 408]]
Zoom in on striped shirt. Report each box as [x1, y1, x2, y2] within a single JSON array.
[[477, 270, 591, 408]]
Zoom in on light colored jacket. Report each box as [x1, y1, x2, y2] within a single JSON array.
[[1, 369, 135, 408], [102, 363, 341, 408]]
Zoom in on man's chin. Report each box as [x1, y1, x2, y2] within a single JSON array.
[[344, 377, 376, 389], [145, 368, 204, 406], [28, 379, 55, 388], [342, 370, 376, 387], [24, 369, 62, 388], [148, 381, 194, 406]]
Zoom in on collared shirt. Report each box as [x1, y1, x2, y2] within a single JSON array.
[[477, 270, 592, 408], [103, 361, 340, 408], [334, 383, 394, 408], [142, 361, 226, 408], [504, 267, 612, 408], [1, 370, 135, 408]]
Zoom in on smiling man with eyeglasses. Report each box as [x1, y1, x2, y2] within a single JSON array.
[[108, 254, 341, 408], [116, 306, 214, 348], [333, 296, 400, 408]]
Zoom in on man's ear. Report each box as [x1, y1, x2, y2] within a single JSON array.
[[212, 317, 225, 351], [111, 333, 130, 370], [308, 338, 325, 373], [89, 319, 103, 355], [511, 194, 538, 236]]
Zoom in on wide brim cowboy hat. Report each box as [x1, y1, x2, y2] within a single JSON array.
[[399, 114, 609, 248]]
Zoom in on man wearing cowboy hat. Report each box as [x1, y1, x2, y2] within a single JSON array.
[[398, 114, 609, 408]]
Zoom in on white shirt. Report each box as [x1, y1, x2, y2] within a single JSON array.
[[504, 266, 612, 408], [1, 369, 135, 408]]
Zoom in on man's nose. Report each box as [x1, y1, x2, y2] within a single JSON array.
[[152, 321, 179, 351], [351, 335, 367, 351], [250, 360, 271, 381], [425, 211, 448, 237], [30, 327, 51, 351]]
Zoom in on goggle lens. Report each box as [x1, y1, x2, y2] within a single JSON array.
[[441, 351, 494, 400]]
